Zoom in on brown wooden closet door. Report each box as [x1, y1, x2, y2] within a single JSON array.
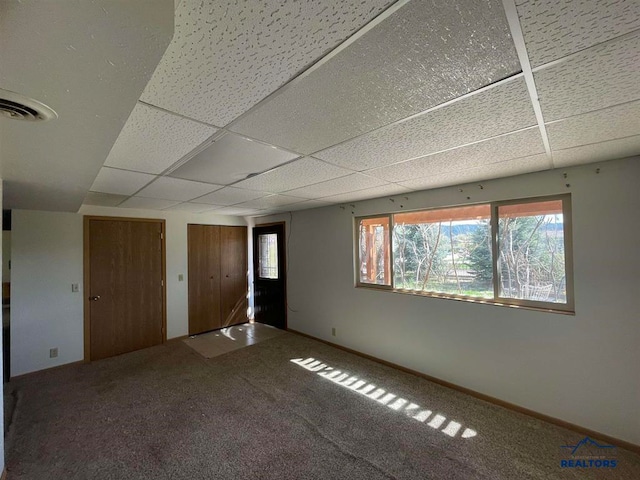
[[89, 219, 164, 361], [188, 224, 221, 335], [220, 226, 248, 327]]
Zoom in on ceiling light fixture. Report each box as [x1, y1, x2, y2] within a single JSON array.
[[0, 88, 57, 122]]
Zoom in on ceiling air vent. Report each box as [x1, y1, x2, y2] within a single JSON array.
[[0, 88, 57, 122]]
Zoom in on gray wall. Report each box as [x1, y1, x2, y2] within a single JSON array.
[[260, 156, 640, 445]]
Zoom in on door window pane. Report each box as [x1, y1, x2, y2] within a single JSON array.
[[258, 234, 278, 279], [497, 200, 567, 303]]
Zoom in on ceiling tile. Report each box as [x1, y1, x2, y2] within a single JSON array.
[[103, 103, 217, 174], [367, 128, 546, 183], [516, 0, 640, 67], [274, 199, 334, 211], [284, 173, 388, 199], [232, 157, 353, 193], [90, 167, 156, 195], [230, 0, 520, 154], [553, 135, 640, 168], [398, 154, 550, 191], [547, 100, 640, 150], [137, 176, 222, 201], [82, 192, 128, 207], [319, 184, 412, 204], [235, 194, 308, 210], [316, 78, 536, 171], [169, 132, 299, 185], [140, 0, 394, 126], [207, 206, 266, 217], [119, 197, 181, 210], [191, 187, 267, 206], [163, 202, 217, 213], [534, 32, 640, 121]]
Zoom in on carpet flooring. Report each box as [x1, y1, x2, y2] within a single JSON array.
[[4, 331, 640, 479]]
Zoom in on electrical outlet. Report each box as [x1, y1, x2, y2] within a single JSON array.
[[332, 328, 336, 337], [71, 283, 79, 292], [49, 348, 58, 358]]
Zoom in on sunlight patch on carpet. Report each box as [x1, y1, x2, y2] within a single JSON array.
[[290, 357, 477, 439]]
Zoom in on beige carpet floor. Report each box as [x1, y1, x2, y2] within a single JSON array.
[[4, 330, 640, 479]]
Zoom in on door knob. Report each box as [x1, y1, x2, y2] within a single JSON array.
[[89, 296, 101, 301]]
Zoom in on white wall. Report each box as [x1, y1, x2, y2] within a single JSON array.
[[11, 211, 84, 376], [11, 206, 247, 376], [260, 156, 640, 445]]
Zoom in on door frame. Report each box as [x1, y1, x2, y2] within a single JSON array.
[[253, 221, 287, 329], [83, 216, 167, 362]]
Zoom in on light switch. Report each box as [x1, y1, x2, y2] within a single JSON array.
[[178, 274, 184, 282], [71, 283, 79, 292]]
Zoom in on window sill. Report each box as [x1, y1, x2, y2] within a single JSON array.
[[355, 284, 575, 315]]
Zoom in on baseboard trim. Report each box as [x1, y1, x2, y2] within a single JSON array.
[[166, 334, 189, 343], [288, 328, 640, 455], [10, 360, 85, 381]]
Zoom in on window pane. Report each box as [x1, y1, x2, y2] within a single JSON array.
[[358, 217, 390, 285], [497, 200, 566, 303], [258, 233, 278, 279], [393, 205, 493, 298]]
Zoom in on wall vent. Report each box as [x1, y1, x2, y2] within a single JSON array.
[[0, 88, 57, 122]]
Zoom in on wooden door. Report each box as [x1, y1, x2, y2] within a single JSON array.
[[253, 223, 286, 329], [220, 226, 248, 327], [188, 224, 222, 335], [85, 218, 165, 361]]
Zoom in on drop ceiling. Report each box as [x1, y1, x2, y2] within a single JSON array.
[[1, 0, 639, 216]]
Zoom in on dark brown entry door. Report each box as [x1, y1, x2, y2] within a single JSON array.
[[188, 224, 222, 335], [253, 223, 286, 329], [87, 218, 165, 361]]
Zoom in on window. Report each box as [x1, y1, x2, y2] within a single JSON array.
[[355, 195, 574, 313], [357, 216, 391, 286]]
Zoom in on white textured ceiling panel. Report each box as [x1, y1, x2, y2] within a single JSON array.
[[534, 32, 640, 121], [0, 0, 174, 211], [547, 100, 640, 150], [274, 199, 333, 211], [83, 192, 128, 207], [284, 174, 388, 199], [169, 132, 299, 185], [136, 176, 222, 201], [140, 0, 394, 126], [367, 128, 546, 183], [316, 78, 536, 171], [230, 0, 520, 154], [192, 187, 266, 206], [236, 194, 307, 209], [208, 206, 266, 217], [90, 168, 156, 195], [163, 202, 217, 213], [553, 135, 640, 167], [103, 103, 217, 174], [232, 157, 353, 192], [516, 0, 640, 67], [120, 197, 180, 210], [319, 184, 412, 204], [398, 154, 549, 191]]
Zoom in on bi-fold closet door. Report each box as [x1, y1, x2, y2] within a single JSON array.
[[188, 224, 248, 336]]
